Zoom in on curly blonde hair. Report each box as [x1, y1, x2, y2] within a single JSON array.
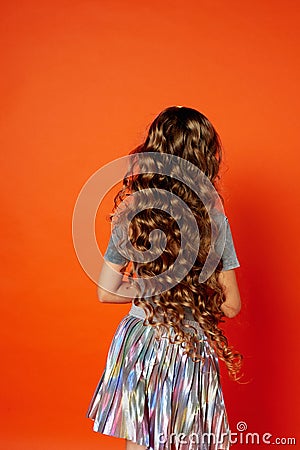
[[110, 106, 242, 380]]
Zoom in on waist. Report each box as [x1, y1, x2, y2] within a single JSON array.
[[128, 302, 204, 333]]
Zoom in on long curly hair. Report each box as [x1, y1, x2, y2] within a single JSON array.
[[109, 106, 242, 380]]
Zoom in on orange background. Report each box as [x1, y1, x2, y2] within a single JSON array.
[[1, 1, 299, 449]]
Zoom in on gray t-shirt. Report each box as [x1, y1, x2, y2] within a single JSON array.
[[103, 215, 240, 271]]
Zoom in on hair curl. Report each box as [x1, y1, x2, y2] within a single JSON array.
[[109, 106, 242, 380]]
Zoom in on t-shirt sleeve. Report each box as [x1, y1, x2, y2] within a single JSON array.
[[221, 216, 240, 271], [103, 232, 129, 266]]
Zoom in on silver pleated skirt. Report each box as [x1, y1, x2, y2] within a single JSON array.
[[87, 303, 230, 450]]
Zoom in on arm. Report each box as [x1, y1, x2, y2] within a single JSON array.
[[218, 269, 241, 318], [97, 259, 138, 303]]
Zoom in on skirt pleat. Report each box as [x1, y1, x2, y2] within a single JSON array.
[[87, 313, 230, 450]]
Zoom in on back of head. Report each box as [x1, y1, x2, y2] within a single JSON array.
[[140, 106, 222, 184]]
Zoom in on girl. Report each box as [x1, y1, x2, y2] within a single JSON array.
[[86, 106, 242, 450]]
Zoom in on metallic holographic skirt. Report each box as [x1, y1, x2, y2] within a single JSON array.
[[87, 305, 230, 450]]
